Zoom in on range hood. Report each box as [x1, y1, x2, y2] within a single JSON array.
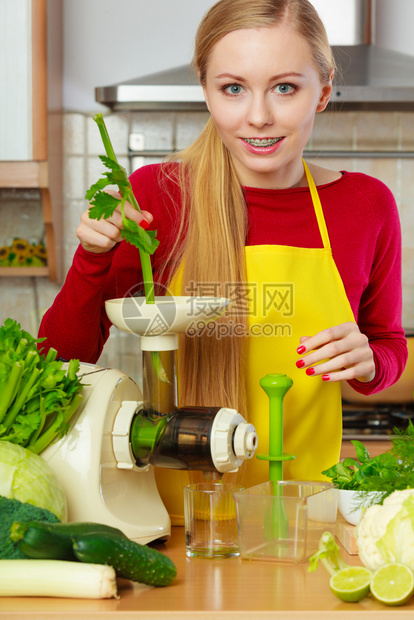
[[96, 1, 414, 112]]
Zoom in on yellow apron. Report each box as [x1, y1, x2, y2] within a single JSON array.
[[155, 161, 355, 524]]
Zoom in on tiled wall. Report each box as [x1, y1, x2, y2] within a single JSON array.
[[1, 110, 413, 382]]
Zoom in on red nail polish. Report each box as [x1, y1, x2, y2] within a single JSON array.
[[306, 367, 315, 376], [322, 375, 330, 381], [140, 219, 149, 230], [297, 345, 306, 354], [296, 359, 305, 369]]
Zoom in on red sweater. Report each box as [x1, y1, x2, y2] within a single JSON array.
[[39, 163, 407, 395]]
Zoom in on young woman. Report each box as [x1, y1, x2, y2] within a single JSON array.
[[40, 0, 407, 523]]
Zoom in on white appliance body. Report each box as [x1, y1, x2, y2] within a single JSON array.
[[42, 364, 170, 544]]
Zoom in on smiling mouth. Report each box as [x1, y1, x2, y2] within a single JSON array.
[[242, 138, 283, 147]]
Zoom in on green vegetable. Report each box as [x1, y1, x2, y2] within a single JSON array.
[[322, 420, 414, 502], [308, 531, 349, 577], [0, 441, 67, 521], [73, 531, 177, 587], [357, 489, 414, 572], [86, 114, 158, 298], [87, 114, 169, 384], [0, 496, 60, 559], [0, 318, 83, 453], [10, 520, 127, 561], [6, 518, 177, 587]]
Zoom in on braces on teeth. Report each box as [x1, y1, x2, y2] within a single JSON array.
[[244, 138, 281, 146]]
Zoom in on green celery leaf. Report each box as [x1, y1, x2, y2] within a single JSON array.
[[85, 177, 112, 200], [99, 155, 124, 171], [121, 225, 160, 255], [7, 411, 41, 444], [88, 192, 121, 220]]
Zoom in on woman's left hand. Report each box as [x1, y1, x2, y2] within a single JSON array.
[[296, 321, 375, 383]]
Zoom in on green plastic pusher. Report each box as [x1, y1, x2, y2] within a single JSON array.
[[257, 374, 295, 541]]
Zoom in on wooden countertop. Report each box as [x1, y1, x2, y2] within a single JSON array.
[[2, 526, 414, 619]]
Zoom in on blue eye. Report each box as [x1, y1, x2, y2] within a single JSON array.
[[276, 83, 295, 94], [224, 84, 243, 95]]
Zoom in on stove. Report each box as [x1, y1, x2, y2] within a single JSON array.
[[342, 400, 414, 440]]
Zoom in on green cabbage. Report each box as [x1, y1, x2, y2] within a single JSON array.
[[0, 441, 67, 521], [375, 494, 414, 568]]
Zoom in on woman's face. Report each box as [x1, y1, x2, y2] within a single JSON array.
[[202, 23, 332, 189]]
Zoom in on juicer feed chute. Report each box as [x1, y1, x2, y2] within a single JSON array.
[[42, 296, 258, 544]]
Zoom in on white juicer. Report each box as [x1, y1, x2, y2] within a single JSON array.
[[42, 297, 258, 544]]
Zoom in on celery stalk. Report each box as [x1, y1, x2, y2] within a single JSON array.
[[93, 114, 154, 303], [0, 362, 24, 424], [1, 367, 42, 432], [92, 114, 168, 384], [29, 393, 84, 454]]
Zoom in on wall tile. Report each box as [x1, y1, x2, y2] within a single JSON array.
[[175, 111, 209, 150], [63, 155, 86, 201], [312, 111, 355, 151], [130, 111, 175, 151], [400, 198, 414, 249], [87, 113, 130, 156], [402, 248, 414, 287], [130, 156, 165, 174], [402, 286, 414, 329], [0, 278, 37, 331], [64, 113, 86, 156], [63, 199, 86, 241], [63, 242, 79, 276], [400, 159, 414, 200], [305, 156, 356, 173], [400, 113, 414, 151], [354, 112, 399, 151], [33, 278, 61, 327]]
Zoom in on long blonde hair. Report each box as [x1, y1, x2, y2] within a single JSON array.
[[161, 0, 334, 415]]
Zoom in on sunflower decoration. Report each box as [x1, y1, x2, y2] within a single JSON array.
[[11, 238, 30, 257], [35, 242, 48, 264], [0, 238, 47, 267], [0, 245, 10, 266]]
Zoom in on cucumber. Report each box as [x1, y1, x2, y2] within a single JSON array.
[[10, 521, 127, 561], [73, 532, 177, 587]]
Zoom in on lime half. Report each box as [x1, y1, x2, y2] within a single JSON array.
[[330, 567, 372, 602], [370, 563, 414, 606]]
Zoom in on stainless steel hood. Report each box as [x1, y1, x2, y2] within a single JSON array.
[[96, 45, 414, 112], [96, 0, 414, 112]]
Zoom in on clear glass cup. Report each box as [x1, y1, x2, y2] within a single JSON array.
[[184, 482, 242, 558]]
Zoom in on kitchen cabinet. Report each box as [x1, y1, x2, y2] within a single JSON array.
[[2, 526, 413, 618], [0, 0, 62, 282]]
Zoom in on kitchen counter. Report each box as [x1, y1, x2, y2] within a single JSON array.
[[2, 526, 414, 619]]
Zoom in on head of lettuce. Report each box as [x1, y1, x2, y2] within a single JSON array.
[[0, 440, 67, 521]]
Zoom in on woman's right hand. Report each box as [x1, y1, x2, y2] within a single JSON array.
[[76, 190, 153, 254]]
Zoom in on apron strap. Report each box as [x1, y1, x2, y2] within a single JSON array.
[[302, 160, 331, 250]]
